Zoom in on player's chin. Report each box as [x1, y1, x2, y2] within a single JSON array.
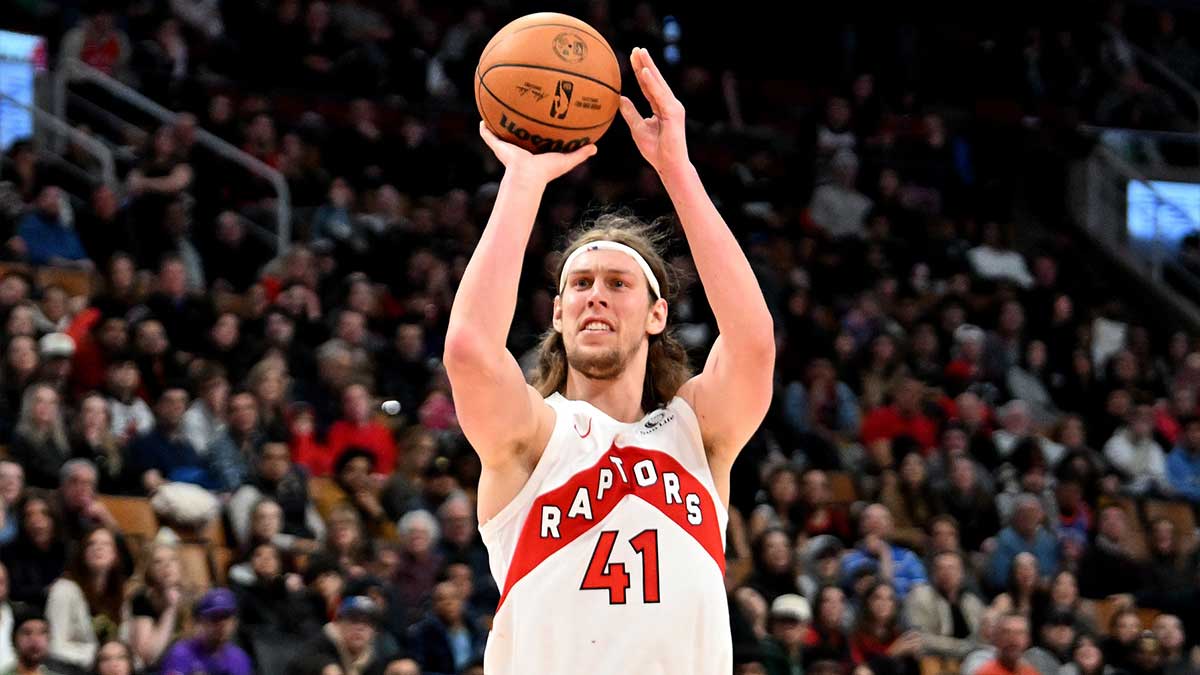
[[567, 347, 625, 379]]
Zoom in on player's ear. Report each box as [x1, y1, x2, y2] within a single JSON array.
[[552, 295, 564, 333], [646, 297, 667, 336]]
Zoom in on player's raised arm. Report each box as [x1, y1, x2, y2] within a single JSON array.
[[443, 124, 597, 466], [619, 48, 775, 463]]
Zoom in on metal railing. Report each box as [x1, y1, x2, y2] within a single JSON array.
[[1126, 37, 1200, 133], [1074, 135, 1200, 330], [0, 90, 117, 190], [54, 58, 292, 252]]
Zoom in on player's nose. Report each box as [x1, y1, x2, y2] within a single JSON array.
[[585, 285, 609, 306]]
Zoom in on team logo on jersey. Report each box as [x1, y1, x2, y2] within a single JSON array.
[[574, 414, 592, 439], [495, 443, 726, 611], [638, 410, 675, 435]]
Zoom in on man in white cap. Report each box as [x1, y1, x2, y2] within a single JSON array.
[[36, 333, 74, 394], [761, 594, 810, 675]]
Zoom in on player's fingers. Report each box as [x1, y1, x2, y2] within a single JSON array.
[[638, 47, 669, 89], [479, 121, 497, 144], [636, 66, 666, 118], [479, 122, 508, 155], [619, 96, 644, 129], [576, 142, 599, 158], [559, 143, 598, 170], [630, 46, 645, 72], [630, 48, 663, 116], [637, 48, 681, 117]]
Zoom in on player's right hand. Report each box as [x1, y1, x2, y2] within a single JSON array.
[[479, 121, 597, 184]]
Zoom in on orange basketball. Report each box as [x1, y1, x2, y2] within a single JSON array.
[[476, 13, 621, 154]]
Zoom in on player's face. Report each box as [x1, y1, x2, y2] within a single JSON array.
[[555, 250, 666, 381]]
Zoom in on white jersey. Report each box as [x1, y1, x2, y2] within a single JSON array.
[[479, 393, 731, 675]]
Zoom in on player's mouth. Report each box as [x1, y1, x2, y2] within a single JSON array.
[[579, 318, 615, 333]]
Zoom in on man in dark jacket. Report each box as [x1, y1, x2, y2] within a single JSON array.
[[128, 387, 212, 493], [1078, 504, 1148, 599], [406, 581, 484, 675], [287, 596, 389, 675]]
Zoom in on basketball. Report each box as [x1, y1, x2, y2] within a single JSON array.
[[475, 13, 621, 154]]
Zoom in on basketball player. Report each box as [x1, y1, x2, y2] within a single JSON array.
[[445, 47, 774, 674]]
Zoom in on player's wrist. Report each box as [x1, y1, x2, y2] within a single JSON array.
[[503, 165, 552, 190], [656, 160, 697, 188]]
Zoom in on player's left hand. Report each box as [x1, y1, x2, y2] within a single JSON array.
[[620, 47, 689, 175]]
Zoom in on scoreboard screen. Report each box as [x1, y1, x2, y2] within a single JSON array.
[[0, 30, 46, 152], [1127, 179, 1200, 247]]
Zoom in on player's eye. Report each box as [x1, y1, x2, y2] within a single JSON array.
[[573, 278, 591, 288], [611, 279, 626, 288]]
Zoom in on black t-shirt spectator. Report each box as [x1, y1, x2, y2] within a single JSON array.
[[144, 292, 214, 356], [130, 157, 190, 267], [0, 534, 67, 607], [11, 431, 71, 490], [1078, 537, 1149, 599]]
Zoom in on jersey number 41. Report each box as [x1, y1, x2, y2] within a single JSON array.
[[580, 529, 660, 604]]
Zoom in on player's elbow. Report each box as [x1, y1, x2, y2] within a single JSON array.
[[738, 318, 776, 369], [443, 329, 490, 377]]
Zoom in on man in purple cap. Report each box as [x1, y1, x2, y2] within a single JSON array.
[[161, 588, 252, 675]]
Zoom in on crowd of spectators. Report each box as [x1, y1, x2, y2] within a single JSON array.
[[2, 1, 1200, 675]]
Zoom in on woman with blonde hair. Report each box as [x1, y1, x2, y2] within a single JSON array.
[[323, 504, 372, 575], [70, 393, 128, 494], [126, 540, 191, 670], [11, 382, 72, 488], [246, 358, 291, 439]]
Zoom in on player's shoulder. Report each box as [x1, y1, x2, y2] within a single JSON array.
[[674, 375, 701, 415]]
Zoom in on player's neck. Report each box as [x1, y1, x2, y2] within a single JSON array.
[[564, 364, 647, 423]]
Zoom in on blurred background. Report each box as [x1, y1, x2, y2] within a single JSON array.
[[2, 1, 1200, 674]]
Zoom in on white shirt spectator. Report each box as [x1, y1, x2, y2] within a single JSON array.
[[170, 0, 225, 39], [817, 125, 856, 158], [108, 396, 155, 439], [1104, 426, 1169, 495], [967, 245, 1035, 288], [809, 184, 872, 239], [0, 602, 12, 672], [170, 0, 224, 38], [181, 400, 225, 458], [1091, 317, 1127, 372], [45, 578, 99, 668]]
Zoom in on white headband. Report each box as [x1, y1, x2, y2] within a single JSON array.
[[558, 240, 661, 299]]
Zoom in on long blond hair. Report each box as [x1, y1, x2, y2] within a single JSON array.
[[531, 213, 692, 412]]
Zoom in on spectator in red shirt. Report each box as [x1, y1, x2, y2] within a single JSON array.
[[68, 315, 128, 401], [861, 378, 938, 451], [944, 324, 986, 396], [804, 585, 852, 667], [59, 9, 132, 81], [326, 383, 397, 475], [1154, 384, 1197, 447], [290, 402, 331, 477], [797, 468, 853, 544]]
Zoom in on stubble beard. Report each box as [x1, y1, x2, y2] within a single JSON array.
[[565, 339, 632, 381]]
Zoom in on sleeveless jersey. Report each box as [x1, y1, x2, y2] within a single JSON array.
[[479, 393, 731, 675]]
